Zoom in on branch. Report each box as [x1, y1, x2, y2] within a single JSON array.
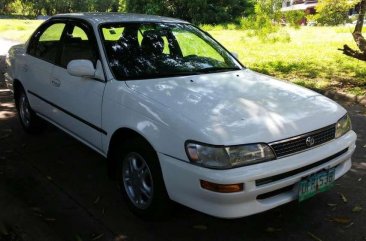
[[340, 0, 366, 61], [340, 44, 366, 61]]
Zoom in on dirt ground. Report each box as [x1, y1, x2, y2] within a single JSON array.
[[1, 43, 366, 241]]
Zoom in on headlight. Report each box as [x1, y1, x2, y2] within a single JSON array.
[[185, 142, 275, 169], [335, 113, 351, 138]]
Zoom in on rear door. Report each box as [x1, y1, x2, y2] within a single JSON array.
[[25, 21, 67, 119]]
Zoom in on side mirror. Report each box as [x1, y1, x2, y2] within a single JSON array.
[[67, 59, 96, 78], [231, 52, 239, 59]]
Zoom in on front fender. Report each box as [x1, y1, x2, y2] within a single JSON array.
[[102, 80, 194, 162]]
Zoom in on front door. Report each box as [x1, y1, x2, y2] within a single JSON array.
[[50, 21, 106, 151]]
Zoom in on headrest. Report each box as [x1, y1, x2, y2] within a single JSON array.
[[141, 30, 164, 56]]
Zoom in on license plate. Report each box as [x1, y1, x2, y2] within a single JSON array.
[[298, 167, 335, 202]]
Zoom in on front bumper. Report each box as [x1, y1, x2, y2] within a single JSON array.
[[159, 130, 357, 218]]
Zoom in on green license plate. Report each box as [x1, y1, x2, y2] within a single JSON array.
[[298, 167, 335, 202]]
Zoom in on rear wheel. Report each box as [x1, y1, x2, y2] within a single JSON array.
[[17, 89, 43, 134], [115, 139, 170, 219]]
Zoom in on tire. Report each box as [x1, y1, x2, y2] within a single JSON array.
[[16, 89, 43, 134], [115, 138, 170, 219]]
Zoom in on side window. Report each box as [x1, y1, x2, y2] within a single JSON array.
[[60, 23, 98, 68], [70, 26, 88, 40], [28, 22, 66, 64], [102, 27, 125, 41]]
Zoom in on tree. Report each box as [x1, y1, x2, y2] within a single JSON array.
[[124, 0, 254, 24], [0, 0, 14, 14], [341, 0, 366, 61], [315, 0, 357, 26]]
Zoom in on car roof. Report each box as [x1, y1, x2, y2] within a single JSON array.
[[52, 12, 189, 25]]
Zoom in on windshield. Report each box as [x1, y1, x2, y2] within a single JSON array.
[[100, 22, 242, 80]]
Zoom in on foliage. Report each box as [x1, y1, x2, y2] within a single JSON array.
[[125, 0, 254, 24], [1, 0, 254, 24], [254, 0, 283, 21], [239, 0, 303, 42], [315, 0, 358, 26], [1, 0, 121, 16], [283, 10, 305, 28]]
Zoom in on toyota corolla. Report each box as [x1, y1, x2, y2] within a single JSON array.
[[4, 13, 357, 218]]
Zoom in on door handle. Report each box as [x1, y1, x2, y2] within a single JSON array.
[[50, 78, 61, 87]]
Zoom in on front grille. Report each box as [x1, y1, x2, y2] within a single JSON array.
[[257, 184, 295, 200], [270, 124, 336, 158], [256, 148, 348, 186]]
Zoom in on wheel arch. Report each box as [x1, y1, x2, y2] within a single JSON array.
[[107, 127, 159, 179]]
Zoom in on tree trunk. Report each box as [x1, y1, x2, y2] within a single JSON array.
[[341, 0, 366, 61]]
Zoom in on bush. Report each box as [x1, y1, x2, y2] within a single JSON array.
[[315, 0, 357, 26]]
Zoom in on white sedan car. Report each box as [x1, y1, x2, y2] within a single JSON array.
[[5, 13, 356, 219]]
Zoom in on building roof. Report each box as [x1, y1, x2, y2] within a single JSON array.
[[281, 3, 317, 11], [53, 12, 188, 25]]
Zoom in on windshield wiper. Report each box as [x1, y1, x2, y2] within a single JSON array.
[[125, 71, 203, 80], [198, 67, 241, 73]]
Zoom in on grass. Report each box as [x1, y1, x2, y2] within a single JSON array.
[[0, 19, 365, 96], [0, 19, 43, 42], [209, 26, 366, 96]]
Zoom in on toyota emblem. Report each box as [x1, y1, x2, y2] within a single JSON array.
[[306, 136, 315, 147]]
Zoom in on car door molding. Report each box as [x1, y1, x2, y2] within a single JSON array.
[[28, 90, 107, 135]]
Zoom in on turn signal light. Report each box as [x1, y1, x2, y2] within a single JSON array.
[[200, 180, 244, 193]]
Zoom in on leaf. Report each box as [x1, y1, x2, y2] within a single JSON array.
[[31, 207, 43, 217], [92, 233, 104, 240], [94, 196, 100, 204], [44, 217, 56, 222], [352, 205, 363, 213], [47, 176, 53, 181], [331, 216, 352, 224], [358, 178, 362, 182], [0, 134, 10, 140], [265, 227, 282, 233], [345, 222, 354, 229], [327, 203, 337, 207], [75, 235, 83, 241], [0, 222, 8, 236], [114, 234, 128, 241], [338, 193, 348, 203], [307, 232, 323, 241], [193, 225, 207, 230]]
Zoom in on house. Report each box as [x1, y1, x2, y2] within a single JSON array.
[[281, 0, 317, 14]]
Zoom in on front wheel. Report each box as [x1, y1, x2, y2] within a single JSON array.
[[17, 90, 43, 134], [116, 139, 170, 219]]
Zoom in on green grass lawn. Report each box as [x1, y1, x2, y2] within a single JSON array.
[[209, 26, 366, 96], [0, 19, 365, 96], [0, 19, 43, 42]]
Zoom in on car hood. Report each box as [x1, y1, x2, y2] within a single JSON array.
[[126, 70, 345, 145]]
